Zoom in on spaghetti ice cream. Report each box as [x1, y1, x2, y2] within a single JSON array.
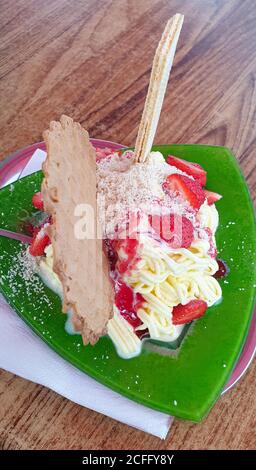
[[27, 14, 223, 359], [30, 147, 223, 359], [98, 150, 222, 358]]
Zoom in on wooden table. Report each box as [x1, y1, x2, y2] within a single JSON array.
[[0, 0, 255, 450]]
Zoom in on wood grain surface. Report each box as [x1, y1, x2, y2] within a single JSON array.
[[0, 0, 255, 450]]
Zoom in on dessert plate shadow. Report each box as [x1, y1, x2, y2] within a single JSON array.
[[0, 141, 255, 421]]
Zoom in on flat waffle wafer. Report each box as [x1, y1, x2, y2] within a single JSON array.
[[134, 14, 184, 163], [42, 115, 113, 345]]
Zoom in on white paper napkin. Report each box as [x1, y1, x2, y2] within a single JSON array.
[[0, 149, 173, 439]]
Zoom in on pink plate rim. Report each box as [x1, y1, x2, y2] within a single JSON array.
[[0, 139, 255, 394]]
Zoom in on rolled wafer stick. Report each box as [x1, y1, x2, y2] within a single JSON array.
[[134, 13, 184, 163]]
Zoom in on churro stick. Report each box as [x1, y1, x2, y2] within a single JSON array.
[[134, 14, 184, 163]]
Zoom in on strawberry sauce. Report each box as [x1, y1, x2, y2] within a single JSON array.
[[115, 238, 140, 275], [104, 238, 148, 337], [114, 281, 143, 329], [204, 227, 217, 258]]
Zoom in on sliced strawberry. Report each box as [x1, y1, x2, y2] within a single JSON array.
[[114, 238, 140, 274], [149, 214, 194, 248], [95, 147, 121, 162], [204, 189, 222, 205], [20, 213, 52, 238], [32, 225, 40, 237], [32, 192, 44, 211], [172, 300, 207, 325], [21, 221, 37, 236], [214, 259, 229, 279], [136, 329, 149, 340], [29, 231, 50, 256], [167, 155, 207, 186], [164, 174, 205, 210], [114, 280, 143, 329]]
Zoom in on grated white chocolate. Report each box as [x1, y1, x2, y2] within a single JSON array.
[[96, 150, 194, 237]]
